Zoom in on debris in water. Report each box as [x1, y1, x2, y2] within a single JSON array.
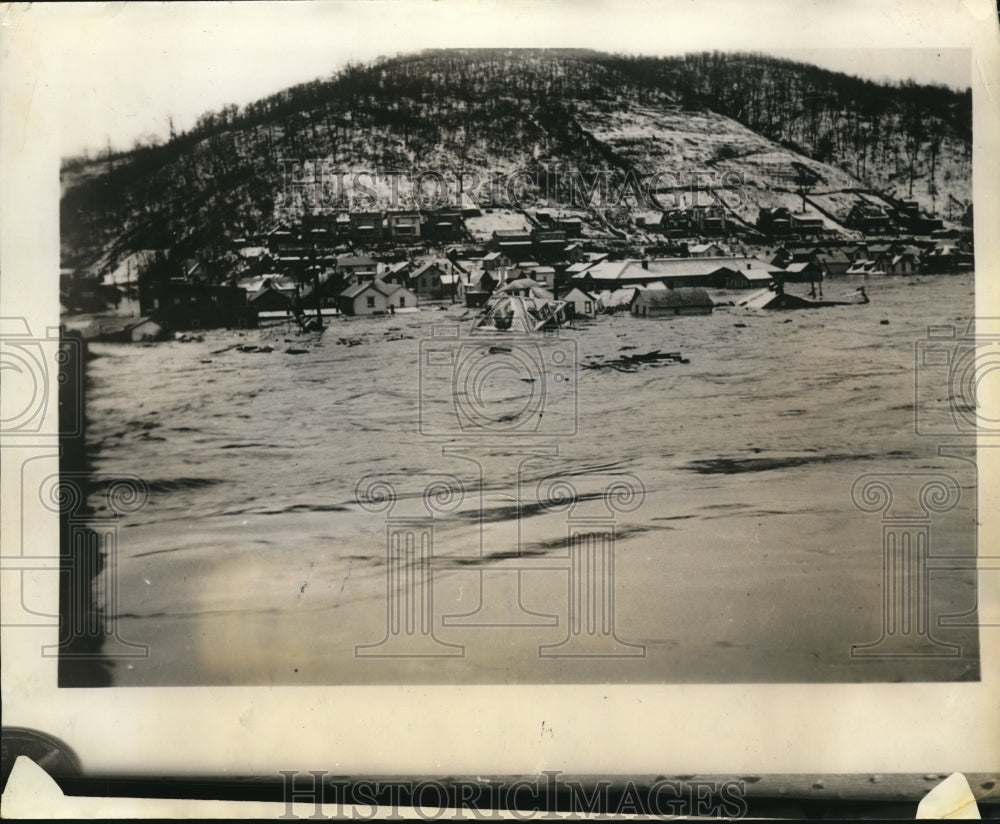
[[582, 350, 688, 372], [472, 284, 569, 333]]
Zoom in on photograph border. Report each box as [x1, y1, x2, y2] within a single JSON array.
[[2, 0, 998, 815]]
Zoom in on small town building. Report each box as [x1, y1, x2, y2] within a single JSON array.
[[631, 288, 714, 317], [248, 277, 296, 312], [814, 249, 852, 277], [138, 279, 248, 330], [562, 287, 598, 319], [338, 280, 417, 316], [423, 209, 465, 241], [348, 212, 385, 244], [688, 242, 724, 258], [386, 210, 422, 242], [480, 251, 512, 272], [336, 254, 379, 282], [409, 260, 452, 299]]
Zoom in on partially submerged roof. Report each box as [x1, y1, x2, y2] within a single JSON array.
[[634, 288, 713, 308], [575, 256, 772, 282], [739, 288, 820, 310]]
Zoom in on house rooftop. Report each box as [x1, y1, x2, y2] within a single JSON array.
[[635, 288, 713, 307], [337, 254, 377, 267], [340, 279, 393, 299], [577, 256, 772, 281], [411, 260, 446, 278]]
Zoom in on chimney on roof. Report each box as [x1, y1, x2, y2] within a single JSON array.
[[747, 263, 752, 270], [641, 259, 649, 270]]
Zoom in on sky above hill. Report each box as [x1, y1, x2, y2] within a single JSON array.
[[5, 1, 977, 159]]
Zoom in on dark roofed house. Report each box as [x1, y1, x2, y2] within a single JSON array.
[[386, 210, 422, 242], [846, 201, 892, 234], [492, 229, 534, 260], [248, 278, 296, 312], [139, 279, 248, 330], [424, 209, 465, 241], [493, 228, 531, 244], [790, 213, 825, 237], [660, 208, 692, 238], [348, 212, 384, 244], [690, 205, 726, 236], [563, 242, 584, 263], [383, 260, 415, 285], [533, 229, 569, 260], [553, 216, 583, 237], [462, 267, 497, 308], [631, 288, 713, 317], [468, 268, 497, 294]]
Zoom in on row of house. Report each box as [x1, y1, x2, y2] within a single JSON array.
[[844, 198, 945, 236], [490, 228, 586, 263], [260, 208, 470, 255], [767, 237, 972, 278], [659, 205, 728, 238], [756, 207, 826, 238]]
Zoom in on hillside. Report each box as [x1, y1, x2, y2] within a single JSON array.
[[60, 49, 972, 279]]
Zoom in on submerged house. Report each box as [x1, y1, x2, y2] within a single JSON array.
[[876, 249, 920, 275], [630, 288, 713, 317], [247, 277, 297, 313], [126, 316, 168, 342], [138, 279, 248, 330]]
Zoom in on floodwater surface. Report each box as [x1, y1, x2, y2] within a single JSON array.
[[77, 273, 980, 685]]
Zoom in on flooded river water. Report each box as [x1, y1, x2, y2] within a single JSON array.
[[79, 273, 980, 685]]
